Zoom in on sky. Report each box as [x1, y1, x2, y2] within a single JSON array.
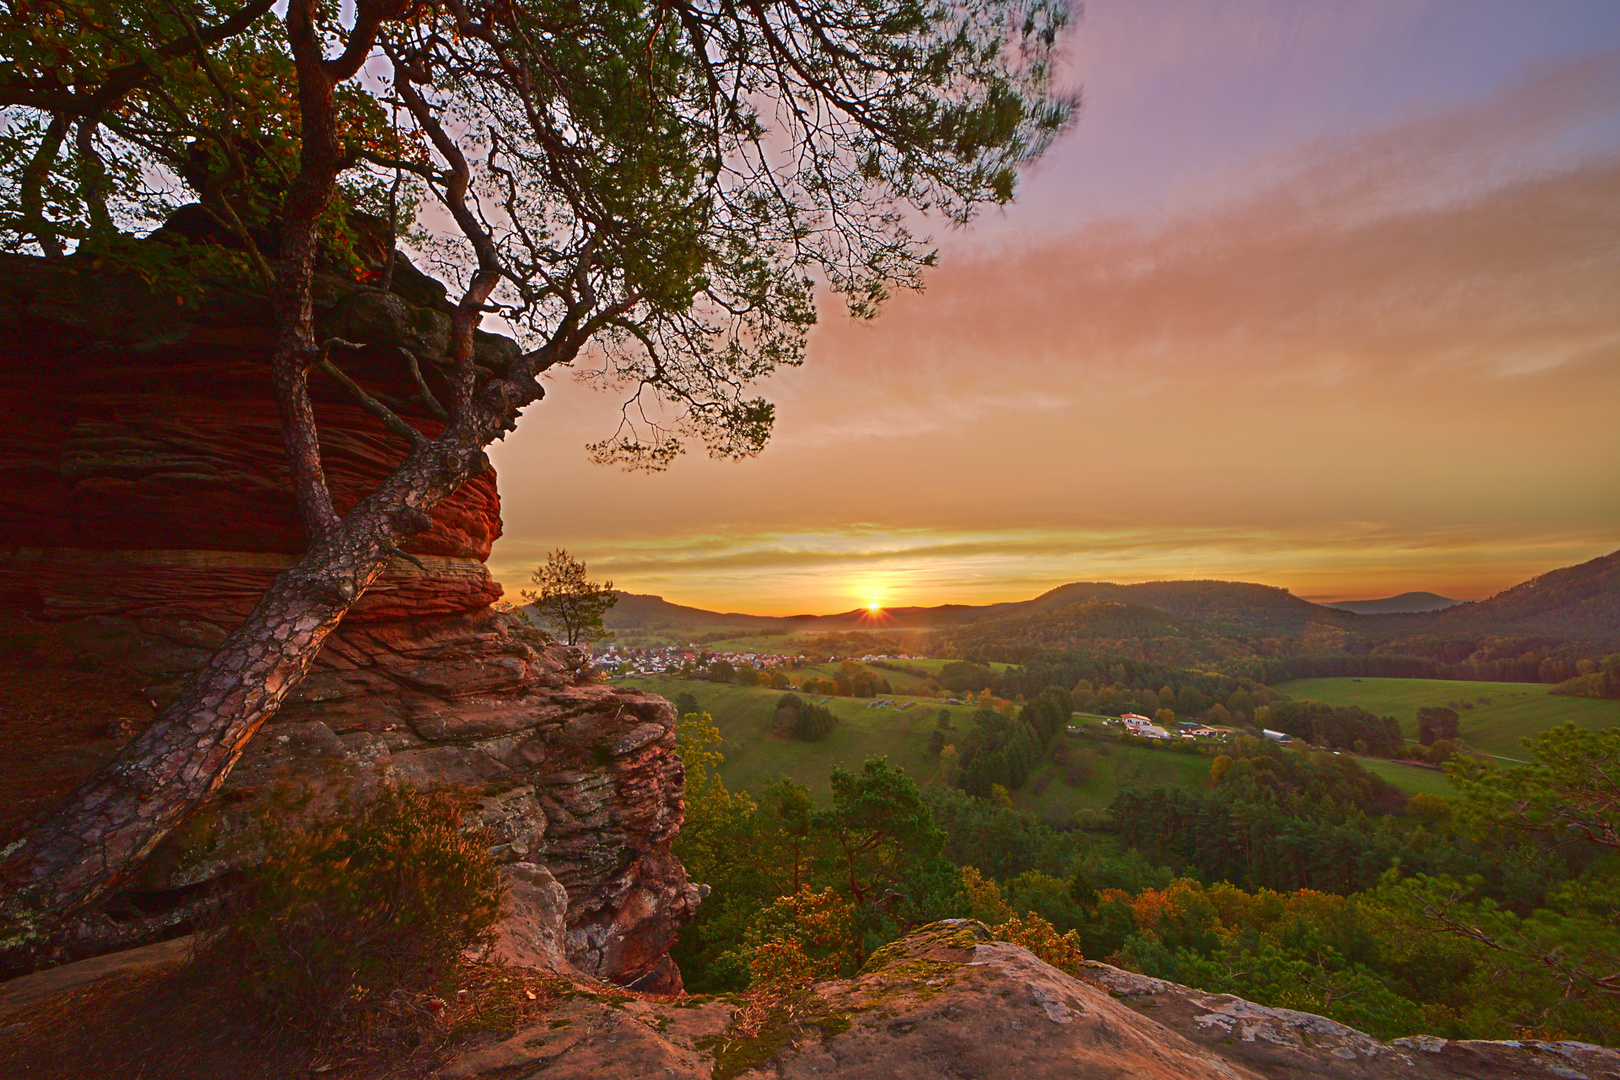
[[486, 0, 1620, 616]]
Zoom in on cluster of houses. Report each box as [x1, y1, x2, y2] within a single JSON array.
[[1087, 713, 1293, 745], [592, 642, 917, 683], [593, 644, 789, 680], [863, 699, 917, 711], [1109, 713, 1231, 742], [591, 645, 699, 679]]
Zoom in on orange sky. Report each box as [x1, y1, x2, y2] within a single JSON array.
[[486, 1, 1620, 615]]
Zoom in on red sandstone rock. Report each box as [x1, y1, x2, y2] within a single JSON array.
[[0, 248, 696, 990]]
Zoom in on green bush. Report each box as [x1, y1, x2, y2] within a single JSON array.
[[772, 692, 839, 742], [220, 785, 504, 1039]]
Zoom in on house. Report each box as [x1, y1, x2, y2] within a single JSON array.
[[1121, 713, 1171, 739]]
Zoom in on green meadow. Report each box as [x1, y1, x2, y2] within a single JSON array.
[[1273, 677, 1620, 760], [611, 678, 1162, 815], [614, 674, 1474, 815], [1350, 755, 1455, 797], [1012, 733, 1217, 824], [685, 633, 816, 653], [790, 661, 937, 694], [614, 676, 964, 796]]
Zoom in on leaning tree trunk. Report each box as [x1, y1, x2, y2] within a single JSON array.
[[0, 429, 492, 940], [0, 0, 556, 946]]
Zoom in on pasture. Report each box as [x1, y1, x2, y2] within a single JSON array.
[[1013, 734, 1216, 824], [1273, 676, 1620, 760], [612, 675, 1471, 820], [613, 676, 971, 795], [1350, 755, 1455, 797]]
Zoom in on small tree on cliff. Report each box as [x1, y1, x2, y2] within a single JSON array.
[[521, 550, 616, 646], [0, 1, 1073, 938]]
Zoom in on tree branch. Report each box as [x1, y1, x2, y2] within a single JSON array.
[[315, 342, 430, 450], [0, 0, 277, 115]]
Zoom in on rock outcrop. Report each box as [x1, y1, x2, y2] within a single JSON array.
[[425, 921, 1620, 1080], [0, 245, 697, 989], [6, 920, 1614, 1079]]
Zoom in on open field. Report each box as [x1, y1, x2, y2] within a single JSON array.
[[607, 627, 782, 649], [877, 658, 1014, 675], [680, 633, 816, 653], [1351, 756, 1455, 797], [613, 676, 1470, 816], [612, 676, 970, 795], [1013, 735, 1215, 824], [792, 662, 938, 695], [1273, 677, 1620, 760], [621, 674, 1230, 820]]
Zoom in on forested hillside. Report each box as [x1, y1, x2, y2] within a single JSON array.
[[1435, 549, 1620, 638]]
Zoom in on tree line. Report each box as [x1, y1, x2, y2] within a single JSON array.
[[673, 711, 1620, 1043]]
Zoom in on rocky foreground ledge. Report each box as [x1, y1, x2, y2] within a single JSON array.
[[4, 919, 1614, 1079], [430, 920, 1620, 1080]]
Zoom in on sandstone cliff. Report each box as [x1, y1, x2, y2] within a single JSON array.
[[0, 243, 697, 988]]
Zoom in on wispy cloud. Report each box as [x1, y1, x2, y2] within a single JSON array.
[[489, 523, 1618, 613], [488, 46, 1620, 613]]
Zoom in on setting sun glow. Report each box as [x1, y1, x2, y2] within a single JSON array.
[[487, 5, 1620, 615]]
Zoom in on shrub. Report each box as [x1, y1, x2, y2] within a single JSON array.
[[220, 785, 504, 1039], [772, 692, 839, 742], [737, 887, 859, 990], [990, 912, 1085, 976]]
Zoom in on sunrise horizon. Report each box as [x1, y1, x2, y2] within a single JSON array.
[[493, 538, 1618, 619], [487, 0, 1620, 630]]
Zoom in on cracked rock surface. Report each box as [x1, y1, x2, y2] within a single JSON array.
[[1083, 957, 1620, 1080]]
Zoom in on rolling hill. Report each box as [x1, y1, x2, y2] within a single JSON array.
[[1012, 579, 1360, 636], [560, 548, 1620, 654], [598, 592, 1020, 633], [931, 598, 1276, 666], [1433, 548, 1620, 638], [600, 592, 786, 631], [1323, 592, 1460, 615]]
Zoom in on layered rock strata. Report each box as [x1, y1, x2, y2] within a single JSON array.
[[0, 245, 697, 989]]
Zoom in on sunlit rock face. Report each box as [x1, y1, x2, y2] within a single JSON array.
[[430, 921, 1619, 1079], [0, 244, 697, 990]]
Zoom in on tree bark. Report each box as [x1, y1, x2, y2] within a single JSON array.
[[0, 196, 567, 950], [0, 431, 494, 931], [0, 0, 583, 948], [0, 0, 516, 921]]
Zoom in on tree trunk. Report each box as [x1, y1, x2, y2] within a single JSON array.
[[0, 430, 491, 940], [0, 0, 553, 951]]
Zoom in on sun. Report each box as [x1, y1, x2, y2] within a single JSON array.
[[858, 597, 893, 625]]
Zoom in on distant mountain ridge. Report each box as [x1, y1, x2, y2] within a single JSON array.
[[1322, 592, 1459, 615], [599, 592, 783, 630], [1015, 579, 1358, 636], [599, 591, 1018, 632], [588, 548, 1620, 644]]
